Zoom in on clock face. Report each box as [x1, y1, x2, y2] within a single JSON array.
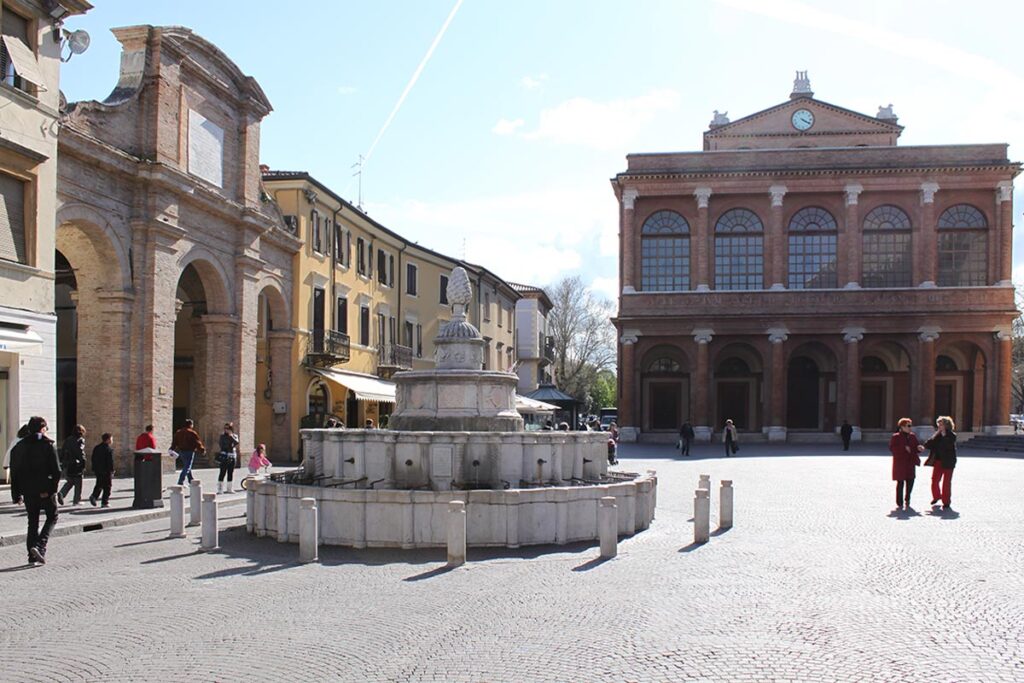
[[791, 108, 814, 131]]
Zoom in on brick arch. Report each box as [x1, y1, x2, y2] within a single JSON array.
[[177, 247, 233, 315], [256, 277, 290, 330], [639, 343, 691, 373], [55, 203, 130, 291]]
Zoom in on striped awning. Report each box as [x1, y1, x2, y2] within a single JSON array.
[[313, 368, 396, 403]]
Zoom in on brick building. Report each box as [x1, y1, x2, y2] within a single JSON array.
[[612, 73, 1019, 443], [55, 26, 298, 463]]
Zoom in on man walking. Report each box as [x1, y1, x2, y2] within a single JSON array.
[[135, 424, 156, 451], [58, 424, 87, 505], [840, 420, 853, 451], [679, 421, 695, 457], [89, 433, 115, 507], [9, 416, 61, 566], [171, 419, 205, 486]]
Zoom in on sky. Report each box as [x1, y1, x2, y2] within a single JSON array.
[[59, 0, 1024, 304]]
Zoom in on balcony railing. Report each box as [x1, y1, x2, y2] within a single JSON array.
[[305, 329, 351, 367], [377, 342, 413, 377], [541, 334, 555, 366]]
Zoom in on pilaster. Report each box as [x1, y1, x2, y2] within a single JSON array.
[[842, 184, 863, 288], [914, 327, 939, 437], [693, 188, 712, 291], [917, 182, 939, 288], [618, 329, 639, 441], [768, 185, 787, 290], [996, 181, 1014, 286], [621, 188, 639, 294], [766, 328, 787, 440], [842, 327, 864, 440], [692, 328, 713, 441]]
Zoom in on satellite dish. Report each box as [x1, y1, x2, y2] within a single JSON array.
[[67, 29, 90, 55]]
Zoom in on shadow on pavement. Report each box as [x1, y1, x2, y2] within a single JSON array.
[[678, 541, 705, 553], [403, 564, 456, 581], [572, 556, 612, 572]]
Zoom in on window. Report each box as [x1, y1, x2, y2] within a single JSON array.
[[312, 287, 325, 352], [497, 300, 504, 328], [345, 231, 351, 268], [641, 210, 690, 291], [935, 355, 958, 372], [323, 218, 331, 255], [484, 292, 490, 321], [416, 323, 423, 357], [440, 275, 449, 304], [311, 210, 322, 253], [787, 207, 837, 289], [647, 357, 682, 373], [714, 208, 763, 290], [388, 316, 396, 344], [1, 8, 33, 94], [377, 249, 388, 284], [367, 241, 373, 278], [937, 204, 987, 287], [376, 313, 385, 348], [335, 297, 348, 334], [860, 356, 887, 373], [404, 321, 414, 347], [862, 205, 911, 288], [0, 172, 27, 264], [388, 254, 395, 287], [406, 263, 418, 295], [333, 223, 342, 263], [357, 237, 366, 274], [359, 306, 370, 346]]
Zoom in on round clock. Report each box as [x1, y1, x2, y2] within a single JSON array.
[[791, 108, 814, 131]]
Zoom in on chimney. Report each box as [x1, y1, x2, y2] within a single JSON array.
[[790, 70, 813, 99]]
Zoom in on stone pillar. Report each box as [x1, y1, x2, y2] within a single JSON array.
[[719, 480, 734, 530], [447, 500, 467, 566], [267, 330, 296, 460], [766, 328, 788, 441], [692, 329, 713, 441], [618, 330, 639, 442], [693, 489, 710, 544], [768, 185, 787, 290], [299, 497, 319, 563], [621, 188, 639, 293], [189, 479, 202, 526], [996, 182, 1014, 286], [168, 485, 185, 538], [917, 182, 939, 287], [842, 328, 864, 441], [842, 184, 863, 288], [698, 473, 711, 491], [200, 492, 219, 551], [598, 496, 618, 559], [988, 330, 1014, 434], [693, 187, 712, 291], [915, 328, 939, 437]]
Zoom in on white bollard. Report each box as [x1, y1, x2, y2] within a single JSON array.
[[189, 480, 202, 527], [698, 474, 711, 491], [200, 493, 219, 551], [694, 489, 710, 544], [720, 480, 734, 529], [168, 485, 185, 538], [599, 496, 618, 559], [447, 500, 467, 566], [299, 497, 319, 563]]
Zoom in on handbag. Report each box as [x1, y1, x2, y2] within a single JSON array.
[[675, 439, 682, 450], [215, 451, 235, 466], [923, 452, 937, 467]]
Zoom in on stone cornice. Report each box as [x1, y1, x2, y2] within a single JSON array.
[[617, 164, 1020, 184]]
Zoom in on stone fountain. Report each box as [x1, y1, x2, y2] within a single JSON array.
[[248, 268, 657, 549]]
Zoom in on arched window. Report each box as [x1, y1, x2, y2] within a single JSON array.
[[788, 207, 838, 289], [860, 356, 888, 373], [862, 205, 911, 288], [716, 357, 751, 377], [640, 210, 689, 291], [646, 357, 682, 373], [714, 208, 763, 290], [937, 204, 987, 286], [935, 355, 958, 372]]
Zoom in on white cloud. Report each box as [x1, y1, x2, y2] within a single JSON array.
[[520, 73, 548, 90], [492, 117, 525, 136], [589, 276, 620, 303], [519, 89, 681, 151], [337, 85, 357, 95]]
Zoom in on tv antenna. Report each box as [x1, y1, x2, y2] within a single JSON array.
[[351, 154, 365, 209]]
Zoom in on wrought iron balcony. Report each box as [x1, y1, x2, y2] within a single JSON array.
[[541, 334, 556, 366], [377, 342, 413, 377], [305, 329, 351, 367]]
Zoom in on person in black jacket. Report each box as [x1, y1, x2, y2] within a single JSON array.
[[679, 422, 695, 457], [217, 422, 240, 494], [88, 433, 115, 507], [58, 424, 87, 505], [840, 420, 853, 451], [923, 415, 957, 510], [10, 416, 61, 565]]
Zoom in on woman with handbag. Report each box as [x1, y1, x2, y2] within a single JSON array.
[[217, 422, 240, 493], [722, 419, 738, 457], [888, 418, 923, 509], [923, 416, 957, 509]]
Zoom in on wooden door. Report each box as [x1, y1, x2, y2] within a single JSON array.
[[860, 383, 885, 429], [717, 382, 749, 430], [650, 382, 680, 431]]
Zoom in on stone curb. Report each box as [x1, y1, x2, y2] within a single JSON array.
[[0, 496, 247, 548]]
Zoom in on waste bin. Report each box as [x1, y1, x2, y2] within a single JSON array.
[[133, 447, 165, 509]]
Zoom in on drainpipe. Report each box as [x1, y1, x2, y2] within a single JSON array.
[[330, 203, 342, 334]]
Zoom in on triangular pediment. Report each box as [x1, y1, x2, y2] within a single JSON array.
[[705, 97, 902, 149]]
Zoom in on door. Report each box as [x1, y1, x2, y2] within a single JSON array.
[[860, 383, 885, 429], [649, 382, 680, 430], [787, 356, 820, 429], [935, 383, 954, 419], [312, 287, 325, 352], [717, 382, 749, 430]]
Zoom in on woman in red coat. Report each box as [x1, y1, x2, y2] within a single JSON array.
[[888, 417, 923, 509]]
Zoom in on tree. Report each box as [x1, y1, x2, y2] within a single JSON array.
[[1012, 285, 1024, 414], [547, 276, 617, 406]]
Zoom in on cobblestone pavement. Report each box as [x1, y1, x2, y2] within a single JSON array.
[[1, 443, 1021, 682]]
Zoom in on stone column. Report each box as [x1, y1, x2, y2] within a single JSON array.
[[915, 328, 939, 437], [692, 329, 713, 441], [766, 328, 787, 441], [618, 330, 639, 442], [267, 330, 296, 460], [996, 182, 1014, 286], [842, 184, 863, 288], [988, 330, 1014, 434], [917, 182, 939, 287], [621, 188, 639, 293], [768, 185, 787, 290], [842, 328, 864, 441], [195, 314, 239, 449], [693, 188, 712, 291]]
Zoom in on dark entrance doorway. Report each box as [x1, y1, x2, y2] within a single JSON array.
[[649, 382, 680, 430], [717, 382, 749, 430], [935, 382, 954, 419], [787, 356, 820, 429], [861, 383, 885, 429]]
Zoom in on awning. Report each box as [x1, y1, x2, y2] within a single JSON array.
[[515, 394, 558, 414], [2, 36, 45, 89], [0, 326, 43, 355], [313, 368, 396, 403]]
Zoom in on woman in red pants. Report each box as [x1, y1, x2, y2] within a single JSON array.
[[888, 418, 922, 509], [924, 416, 957, 510]]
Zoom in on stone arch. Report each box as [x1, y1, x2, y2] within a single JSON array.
[[254, 279, 293, 459], [640, 343, 691, 373], [712, 342, 763, 431]]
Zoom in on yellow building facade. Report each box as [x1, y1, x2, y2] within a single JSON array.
[[259, 171, 518, 460]]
